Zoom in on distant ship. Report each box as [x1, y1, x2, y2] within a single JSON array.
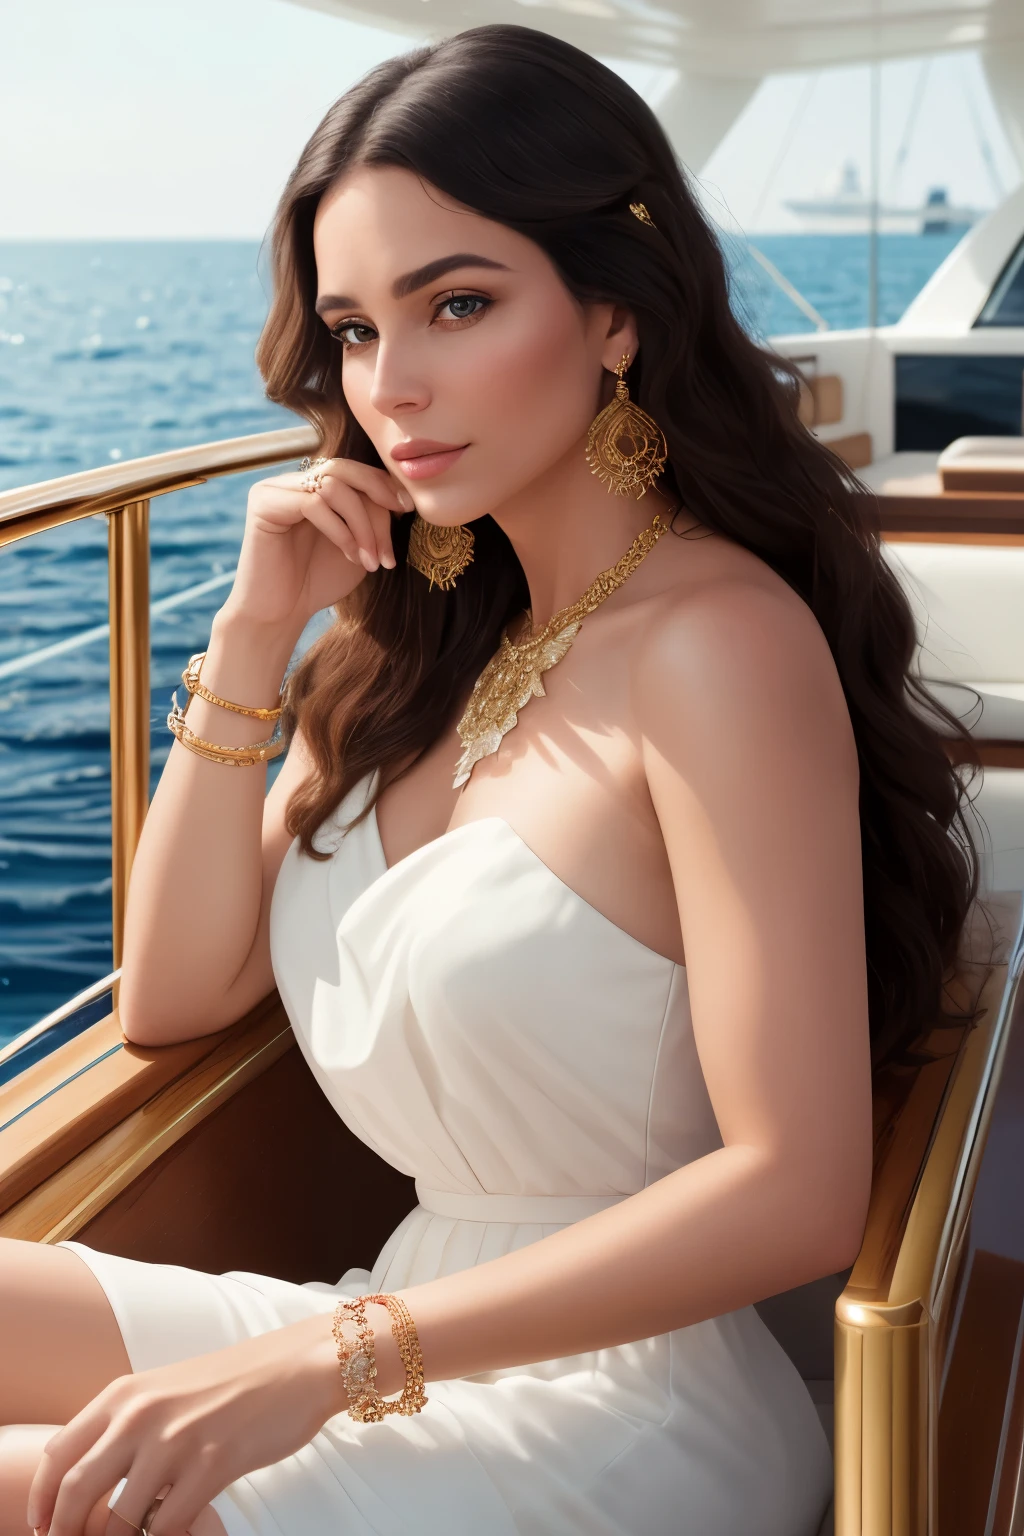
[[785, 161, 986, 235]]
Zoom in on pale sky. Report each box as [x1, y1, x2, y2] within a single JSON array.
[[0, 0, 1019, 240]]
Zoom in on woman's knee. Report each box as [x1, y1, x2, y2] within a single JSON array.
[[0, 1425, 59, 1533], [0, 1240, 130, 1427]]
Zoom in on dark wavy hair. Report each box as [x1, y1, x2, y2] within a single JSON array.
[[255, 23, 979, 1072]]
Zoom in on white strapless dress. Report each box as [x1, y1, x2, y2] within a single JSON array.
[[64, 770, 833, 1535]]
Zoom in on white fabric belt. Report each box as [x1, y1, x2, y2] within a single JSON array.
[[414, 1183, 629, 1224]]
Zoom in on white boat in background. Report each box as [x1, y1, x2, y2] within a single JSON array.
[[785, 162, 986, 235], [2, 6, 1024, 1533]]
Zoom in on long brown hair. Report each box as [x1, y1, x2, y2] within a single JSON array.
[[256, 23, 979, 1071]]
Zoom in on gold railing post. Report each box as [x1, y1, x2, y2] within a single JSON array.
[[107, 500, 151, 971], [834, 1298, 931, 1535]]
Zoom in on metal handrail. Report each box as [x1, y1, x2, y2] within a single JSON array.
[[0, 425, 319, 547], [0, 971, 119, 1072], [833, 891, 1024, 1535], [2, 424, 319, 998]]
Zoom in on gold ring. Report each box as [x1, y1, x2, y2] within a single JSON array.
[[140, 1493, 166, 1535], [299, 455, 332, 494]]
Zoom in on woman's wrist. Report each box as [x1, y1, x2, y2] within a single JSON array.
[[194, 609, 302, 716], [312, 1302, 408, 1420], [209, 605, 305, 679], [164, 610, 301, 753]]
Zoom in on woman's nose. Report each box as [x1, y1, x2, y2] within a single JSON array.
[[367, 343, 430, 419]]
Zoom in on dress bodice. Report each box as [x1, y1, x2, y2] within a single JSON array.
[[269, 772, 723, 1203]]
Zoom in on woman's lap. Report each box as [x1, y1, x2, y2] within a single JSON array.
[[57, 1242, 833, 1536]]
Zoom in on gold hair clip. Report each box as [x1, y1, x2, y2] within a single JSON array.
[[629, 201, 657, 230]]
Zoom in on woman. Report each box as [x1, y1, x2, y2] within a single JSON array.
[[0, 24, 976, 1536]]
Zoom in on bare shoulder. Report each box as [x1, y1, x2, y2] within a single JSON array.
[[629, 530, 855, 772]]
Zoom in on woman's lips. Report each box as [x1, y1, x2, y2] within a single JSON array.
[[391, 444, 467, 480]]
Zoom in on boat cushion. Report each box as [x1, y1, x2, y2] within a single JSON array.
[[882, 542, 1024, 740], [938, 436, 1024, 493], [963, 769, 1024, 893], [883, 542, 1024, 686]]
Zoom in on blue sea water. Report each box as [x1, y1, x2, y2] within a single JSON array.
[[0, 233, 962, 1040]]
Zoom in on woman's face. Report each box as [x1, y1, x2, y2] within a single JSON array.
[[312, 165, 636, 527]]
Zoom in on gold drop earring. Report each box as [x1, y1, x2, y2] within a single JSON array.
[[406, 514, 475, 592], [586, 352, 667, 497]]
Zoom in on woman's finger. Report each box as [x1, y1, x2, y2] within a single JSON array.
[[316, 458, 413, 513], [46, 1436, 139, 1536], [27, 1406, 113, 1534], [276, 458, 411, 513], [103, 1467, 175, 1536], [298, 495, 364, 567], [143, 1465, 221, 1536], [262, 464, 408, 519], [315, 479, 386, 570], [363, 498, 398, 570]]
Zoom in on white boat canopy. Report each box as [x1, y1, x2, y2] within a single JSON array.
[[284, 0, 1024, 174]]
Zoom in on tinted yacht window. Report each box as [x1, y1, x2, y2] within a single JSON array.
[[976, 237, 1024, 327], [895, 355, 1024, 449]]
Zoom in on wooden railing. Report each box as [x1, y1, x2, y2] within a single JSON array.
[[0, 426, 318, 972]]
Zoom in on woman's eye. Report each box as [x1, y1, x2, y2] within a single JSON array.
[[436, 294, 490, 324], [333, 321, 377, 347], [330, 295, 489, 346]]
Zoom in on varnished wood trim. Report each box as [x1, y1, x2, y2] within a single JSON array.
[[941, 467, 1024, 495], [71, 1049, 417, 1283], [0, 1000, 294, 1243], [827, 431, 873, 470], [946, 740, 1024, 771], [0, 994, 282, 1214], [798, 375, 844, 429], [884, 531, 1024, 547], [875, 491, 1024, 538]]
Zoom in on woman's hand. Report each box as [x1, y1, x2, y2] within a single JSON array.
[[25, 1311, 399, 1536], [225, 458, 414, 632]]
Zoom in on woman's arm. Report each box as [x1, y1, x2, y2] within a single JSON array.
[[117, 458, 409, 1045], [116, 609, 313, 1045]]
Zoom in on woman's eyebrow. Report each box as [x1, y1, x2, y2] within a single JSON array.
[[315, 253, 510, 315]]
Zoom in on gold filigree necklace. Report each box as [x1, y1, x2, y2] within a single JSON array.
[[452, 511, 668, 788]]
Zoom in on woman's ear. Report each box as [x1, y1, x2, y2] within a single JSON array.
[[599, 304, 640, 372]]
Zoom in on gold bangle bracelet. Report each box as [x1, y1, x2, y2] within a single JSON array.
[[330, 1294, 428, 1422], [182, 651, 283, 722], [167, 703, 285, 766], [362, 1293, 428, 1416]]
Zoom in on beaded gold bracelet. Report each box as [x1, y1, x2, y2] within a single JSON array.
[[167, 697, 285, 767], [182, 651, 283, 722], [331, 1298, 388, 1423], [330, 1294, 428, 1422], [362, 1293, 428, 1416]]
